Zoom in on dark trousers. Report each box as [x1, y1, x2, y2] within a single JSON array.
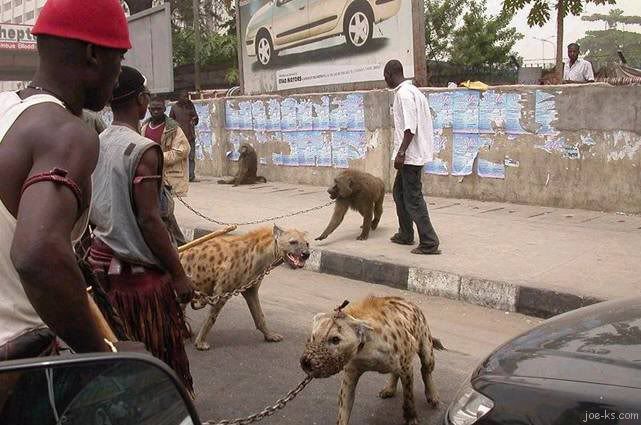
[[188, 138, 196, 181], [392, 165, 439, 249]]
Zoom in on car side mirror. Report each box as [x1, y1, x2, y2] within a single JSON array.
[[0, 353, 200, 425]]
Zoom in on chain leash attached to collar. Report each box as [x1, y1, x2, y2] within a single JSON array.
[[174, 192, 335, 227], [190, 258, 284, 309]]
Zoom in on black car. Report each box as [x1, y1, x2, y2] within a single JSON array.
[[445, 296, 641, 425]]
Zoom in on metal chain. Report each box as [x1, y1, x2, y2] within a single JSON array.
[[175, 194, 335, 226], [204, 376, 314, 425], [190, 258, 284, 310]]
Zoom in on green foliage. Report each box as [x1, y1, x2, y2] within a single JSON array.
[[424, 0, 467, 61], [502, 0, 617, 27], [578, 29, 641, 67], [581, 8, 641, 29], [449, 0, 524, 67], [172, 28, 237, 67]]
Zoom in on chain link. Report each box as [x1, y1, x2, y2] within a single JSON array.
[[190, 258, 284, 310], [175, 194, 335, 226], [203, 376, 313, 425]]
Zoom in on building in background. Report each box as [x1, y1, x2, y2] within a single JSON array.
[[1, 0, 46, 24]]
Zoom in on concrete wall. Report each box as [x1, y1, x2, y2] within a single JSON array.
[[193, 84, 641, 214]]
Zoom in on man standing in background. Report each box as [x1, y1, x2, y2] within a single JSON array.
[[142, 97, 190, 246], [563, 43, 595, 84], [384, 60, 441, 255], [170, 95, 199, 182]]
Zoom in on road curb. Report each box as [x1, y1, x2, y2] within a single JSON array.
[[181, 226, 604, 319]]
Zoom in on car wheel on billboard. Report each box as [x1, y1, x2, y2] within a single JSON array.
[[344, 6, 373, 49], [256, 31, 274, 67]]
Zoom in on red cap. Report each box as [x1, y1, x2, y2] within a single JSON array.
[[33, 0, 131, 50]]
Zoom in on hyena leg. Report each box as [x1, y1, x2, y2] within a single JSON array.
[[194, 298, 228, 351], [419, 337, 439, 408], [379, 373, 399, 398], [400, 366, 419, 425], [337, 367, 363, 425], [242, 285, 283, 342]]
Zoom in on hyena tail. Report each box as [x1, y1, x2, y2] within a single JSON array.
[[432, 337, 446, 351]]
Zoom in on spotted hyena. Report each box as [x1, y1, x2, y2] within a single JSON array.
[[181, 225, 310, 350], [300, 296, 444, 425]]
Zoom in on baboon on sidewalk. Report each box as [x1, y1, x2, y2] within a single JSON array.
[[316, 169, 385, 241], [218, 143, 267, 186]]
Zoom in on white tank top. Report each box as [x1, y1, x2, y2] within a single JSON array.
[[0, 92, 89, 345]]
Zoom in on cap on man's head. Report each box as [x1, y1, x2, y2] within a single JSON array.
[[33, 0, 131, 49], [111, 66, 147, 104]]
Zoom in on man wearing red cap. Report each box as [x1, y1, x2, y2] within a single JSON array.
[[0, 0, 133, 359]]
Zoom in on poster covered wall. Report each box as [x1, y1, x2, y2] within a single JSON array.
[[238, 0, 415, 94]]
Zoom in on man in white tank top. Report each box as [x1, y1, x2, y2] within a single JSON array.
[[0, 0, 132, 359]]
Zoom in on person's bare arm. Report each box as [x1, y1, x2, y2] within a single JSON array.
[[133, 147, 193, 302], [10, 118, 110, 353], [394, 130, 414, 170]]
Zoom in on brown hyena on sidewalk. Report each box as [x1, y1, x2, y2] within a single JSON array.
[[300, 296, 444, 425]]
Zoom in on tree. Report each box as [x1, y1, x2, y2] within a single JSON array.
[[581, 8, 641, 28], [449, 0, 523, 68], [424, 0, 467, 61], [578, 29, 641, 68], [578, 8, 641, 68], [502, 0, 617, 81]]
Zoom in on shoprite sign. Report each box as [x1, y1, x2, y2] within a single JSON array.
[[0, 23, 36, 50]]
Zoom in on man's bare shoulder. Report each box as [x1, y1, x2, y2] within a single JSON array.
[[18, 103, 99, 154]]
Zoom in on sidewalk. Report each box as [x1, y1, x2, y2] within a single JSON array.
[[175, 177, 641, 318]]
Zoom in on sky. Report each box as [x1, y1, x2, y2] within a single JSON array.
[[483, 0, 641, 64]]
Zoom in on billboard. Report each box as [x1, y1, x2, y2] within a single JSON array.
[[238, 0, 416, 94], [0, 23, 36, 51], [125, 4, 174, 93]]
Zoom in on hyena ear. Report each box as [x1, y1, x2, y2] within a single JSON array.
[[347, 317, 373, 344], [273, 225, 284, 240], [312, 313, 330, 331]]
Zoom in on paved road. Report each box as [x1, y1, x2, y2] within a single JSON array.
[[186, 268, 540, 425]]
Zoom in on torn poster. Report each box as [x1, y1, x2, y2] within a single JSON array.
[[280, 97, 298, 131], [331, 131, 366, 168], [534, 91, 557, 136], [452, 133, 489, 176], [194, 103, 213, 160], [477, 159, 505, 179], [267, 99, 281, 131], [312, 96, 330, 130], [251, 100, 267, 131], [427, 92, 452, 130], [425, 159, 449, 175], [452, 90, 480, 134], [238, 100, 253, 130], [224, 101, 239, 130], [297, 99, 314, 131]]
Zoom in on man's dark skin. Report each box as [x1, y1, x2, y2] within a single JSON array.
[[111, 90, 194, 301], [384, 63, 413, 170], [0, 35, 125, 353], [149, 98, 167, 125]]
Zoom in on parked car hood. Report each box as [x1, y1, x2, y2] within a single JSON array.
[[476, 297, 641, 389]]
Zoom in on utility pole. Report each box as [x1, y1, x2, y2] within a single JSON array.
[[193, 0, 201, 91]]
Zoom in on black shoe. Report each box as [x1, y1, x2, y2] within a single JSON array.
[[411, 247, 441, 255], [390, 234, 414, 245]]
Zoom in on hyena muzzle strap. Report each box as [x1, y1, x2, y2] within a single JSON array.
[[21, 168, 83, 211]]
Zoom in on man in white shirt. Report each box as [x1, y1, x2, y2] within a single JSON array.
[[563, 43, 595, 84], [384, 60, 440, 255]]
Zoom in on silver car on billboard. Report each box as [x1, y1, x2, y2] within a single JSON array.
[[245, 0, 402, 66]]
